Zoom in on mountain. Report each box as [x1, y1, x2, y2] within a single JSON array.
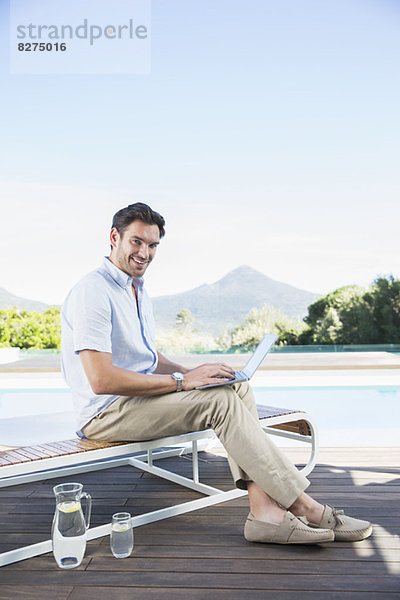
[[0, 288, 50, 312], [152, 265, 320, 334], [0, 266, 320, 334]]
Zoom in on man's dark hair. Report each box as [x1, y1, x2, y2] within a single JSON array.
[[111, 203, 165, 238]]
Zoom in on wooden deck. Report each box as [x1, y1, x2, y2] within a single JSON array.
[[0, 446, 399, 599]]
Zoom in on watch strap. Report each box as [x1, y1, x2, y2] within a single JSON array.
[[171, 372, 184, 392]]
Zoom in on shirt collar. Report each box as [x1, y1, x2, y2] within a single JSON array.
[[100, 256, 144, 290]]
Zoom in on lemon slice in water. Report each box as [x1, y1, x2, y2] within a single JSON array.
[[58, 501, 81, 513], [112, 522, 131, 532]]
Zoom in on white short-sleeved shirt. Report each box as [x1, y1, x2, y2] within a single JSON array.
[[61, 257, 158, 434]]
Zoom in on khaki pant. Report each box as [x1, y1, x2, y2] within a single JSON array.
[[82, 381, 309, 507]]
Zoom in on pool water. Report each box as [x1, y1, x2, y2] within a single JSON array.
[[0, 388, 75, 446], [0, 378, 399, 447], [255, 386, 400, 446], [0, 389, 72, 419]]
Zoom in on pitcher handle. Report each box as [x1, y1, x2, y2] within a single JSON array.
[[81, 491, 92, 529]]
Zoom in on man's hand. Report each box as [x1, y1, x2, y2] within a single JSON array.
[[182, 363, 235, 391]]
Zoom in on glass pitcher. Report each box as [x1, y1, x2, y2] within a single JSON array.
[[52, 482, 92, 569]]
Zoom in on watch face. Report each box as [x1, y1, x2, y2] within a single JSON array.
[[172, 372, 183, 392]]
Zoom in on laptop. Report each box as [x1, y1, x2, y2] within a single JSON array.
[[196, 333, 278, 389]]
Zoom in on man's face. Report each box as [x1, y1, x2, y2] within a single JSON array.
[[109, 220, 160, 278]]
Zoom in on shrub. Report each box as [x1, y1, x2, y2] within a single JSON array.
[[0, 307, 61, 349], [218, 304, 306, 351]]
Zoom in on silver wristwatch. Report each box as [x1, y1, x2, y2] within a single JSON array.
[[171, 372, 184, 392]]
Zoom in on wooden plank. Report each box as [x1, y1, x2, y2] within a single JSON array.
[[0, 586, 73, 600], [77, 440, 127, 450], [306, 485, 400, 492], [117, 532, 400, 549], [45, 441, 86, 454], [85, 557, 394, 575], [0, 450, 32, 464], [4, 552, 396, 576], [1, 555, 91, 571], [19, 447, 61, 459], [65, 589, 400, 600], [0, 439, 132, 465], [29, 444, 66, 457], [0, 571, 399, 592], [28, 445, 65, 458], [256, 404, 299, 417], [6, 448, 43, 461], [94, 543, 400, 562], [268, 421, 311, 435]]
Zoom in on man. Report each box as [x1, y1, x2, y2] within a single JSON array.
[[61, 202, 372, 545]]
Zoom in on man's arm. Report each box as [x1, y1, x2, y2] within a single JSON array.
[[79, 350, 235, 396]]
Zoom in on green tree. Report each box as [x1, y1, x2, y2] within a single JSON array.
[[301, 285, 371, 344], [301, 277, 400, 345], [39, 307, 61, 348], [364, 276, 400, 343], [220, 303, 306, 351], [0, 310, 12, 347], [175, 308, 195, 330], [0, 307, 61, 349]]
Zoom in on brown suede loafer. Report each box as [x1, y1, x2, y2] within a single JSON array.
[[244, 511, 334, 545], [308, 504, 372, 542]]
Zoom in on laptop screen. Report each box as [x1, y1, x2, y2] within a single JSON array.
[[241, 333, 277, 378]]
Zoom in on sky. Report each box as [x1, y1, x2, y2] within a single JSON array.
[[0, 0, 399, 305]]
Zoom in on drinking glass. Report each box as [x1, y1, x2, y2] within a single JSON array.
[[110, 512, 133, 558]]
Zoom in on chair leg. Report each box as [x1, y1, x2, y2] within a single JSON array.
[[261, 412, 319, 477], [192, 440, 199, 483], [300, 417, 319, 477]]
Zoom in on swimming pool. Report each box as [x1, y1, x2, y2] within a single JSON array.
[[0, 370, 399, 447], [254, 385, 400, 446]]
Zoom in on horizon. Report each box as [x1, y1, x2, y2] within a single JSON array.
[[2, 262, 318, 308], [0, 261, 393, 309], [1, 1, 399, 304]]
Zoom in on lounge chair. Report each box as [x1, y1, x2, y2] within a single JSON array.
[[0, 403, 317, 567]]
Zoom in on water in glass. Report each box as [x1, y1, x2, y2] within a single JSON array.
[[110, 512, 133, 558]]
